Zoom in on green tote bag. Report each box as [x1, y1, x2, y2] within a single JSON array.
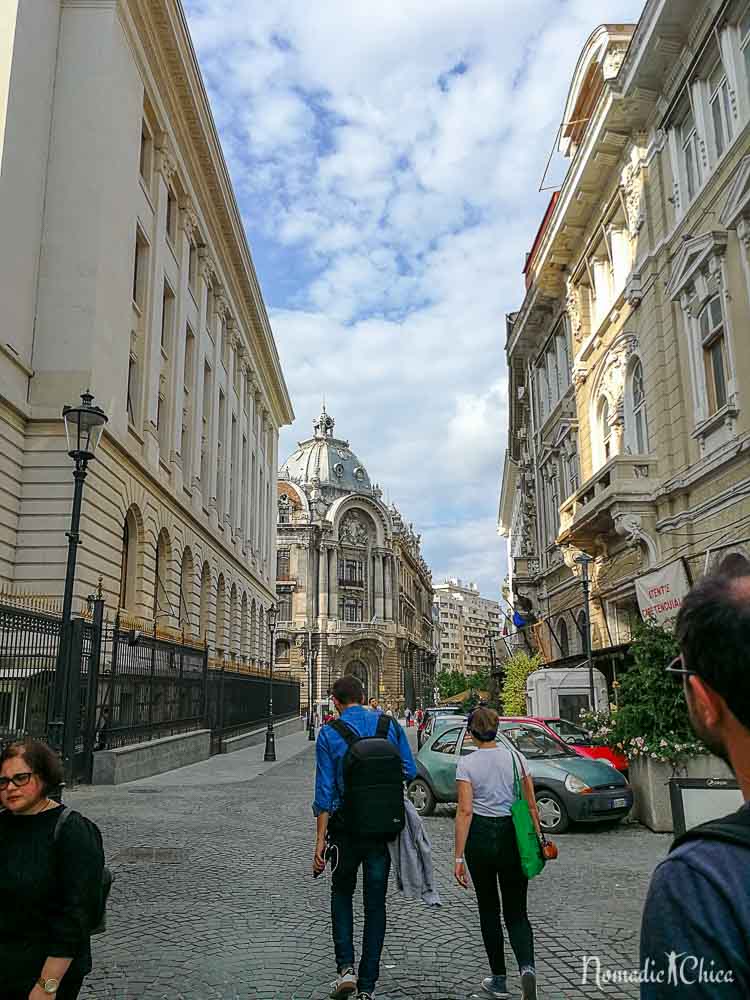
[[510, 754, 545, 880]]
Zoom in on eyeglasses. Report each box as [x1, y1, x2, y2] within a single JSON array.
[[665, 655, 696, 682], [0, 771, 33, 792]]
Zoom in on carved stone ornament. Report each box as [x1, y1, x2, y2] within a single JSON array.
[[603, 43, 629, 80], [341, 513, 370, 546], [566, 281, 583, 344], [155, 138, 177, 185], [613, 511, 657, 567], [598, 335, 638, 411], [573, 362, 588, 388], [621, 159, 645, 237]]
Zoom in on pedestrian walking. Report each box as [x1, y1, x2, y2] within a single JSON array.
[[640, 571, 750, 998], [313, 675, 417, 999], [367, 697, 382, 714], [0, 740, 105, 1000], [404, 707, 413, 728], [454, 707, 543, 1000]]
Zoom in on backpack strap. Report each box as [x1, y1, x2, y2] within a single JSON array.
[[53, 806, 73, 842], [376, 714, 392, 739], [329, 719, 359, 747]]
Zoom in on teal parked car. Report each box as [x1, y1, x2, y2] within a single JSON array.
[[406, 719, 633, 834]]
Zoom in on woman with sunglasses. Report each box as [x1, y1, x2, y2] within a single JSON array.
[[0, 740, 104, 1000]]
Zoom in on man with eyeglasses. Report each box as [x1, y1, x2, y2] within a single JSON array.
[[640, 571, 750, 997]]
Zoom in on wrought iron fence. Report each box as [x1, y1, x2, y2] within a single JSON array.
[[0, 603, 61, 744], [206, 660, 300, 752], [95, 620, 208, 750]]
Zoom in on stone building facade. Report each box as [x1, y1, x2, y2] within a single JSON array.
[[276, 408, 435, 711], [499, 5, 750, 670], [434, 579, 503, 676], [0, 1, 293, 662]]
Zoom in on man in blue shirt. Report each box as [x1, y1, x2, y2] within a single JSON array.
[[313, 674, 416, 1000], [640, 571, 750, 997]]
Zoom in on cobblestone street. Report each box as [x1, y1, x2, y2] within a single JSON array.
[[67, 732, 668, 1000]]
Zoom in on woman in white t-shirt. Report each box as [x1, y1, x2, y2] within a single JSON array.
[[454, 707, 543, 1000]]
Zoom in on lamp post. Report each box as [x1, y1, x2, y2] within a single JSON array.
[[264, 602, 278, 762], [49, 392, 108, 759], [305, 631, 319, 741], [575, 552, 596, 710]]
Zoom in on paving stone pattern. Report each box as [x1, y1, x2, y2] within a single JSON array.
[[67, 738, 669, 1000]]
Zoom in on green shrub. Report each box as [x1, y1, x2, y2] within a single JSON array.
[[500, 650, 543, 715]]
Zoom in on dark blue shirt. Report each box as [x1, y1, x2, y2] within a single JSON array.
[[640, 814, 750, 997], [313, 705, 417, 816]]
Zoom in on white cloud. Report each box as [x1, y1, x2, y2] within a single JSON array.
[[184, 0, 646, 596]]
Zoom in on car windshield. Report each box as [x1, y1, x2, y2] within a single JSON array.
[[548, 719, 590, 740], [500, 724, 576, 759]]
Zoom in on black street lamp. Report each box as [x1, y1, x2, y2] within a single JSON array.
[[264, 602, 278, 762], [575, 552, 596, 710], [49, 392, 108, 758]]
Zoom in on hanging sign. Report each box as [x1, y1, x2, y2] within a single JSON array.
[[635, 559, 690, 628]]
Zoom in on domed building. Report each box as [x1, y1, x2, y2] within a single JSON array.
[[276, 407, 436, 712]]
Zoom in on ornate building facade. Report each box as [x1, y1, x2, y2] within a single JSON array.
[[276, 408, 435, 710], [499, 6, 750, 675], [0, 1, 293, 661]]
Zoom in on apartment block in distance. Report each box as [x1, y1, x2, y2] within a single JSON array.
[[434, 579, 502, 675]]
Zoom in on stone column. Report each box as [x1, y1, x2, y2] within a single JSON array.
[[169, 202, 195, 491], [328, 546, 339, 621], [207, 290, 223, 531], [384, 554, 393, 621], [191, 251, 212, 513], [375, 551, 385, 620], [319, 545, 329, 617]]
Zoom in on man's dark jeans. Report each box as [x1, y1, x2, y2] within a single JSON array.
[[330, 831, 391, 994]]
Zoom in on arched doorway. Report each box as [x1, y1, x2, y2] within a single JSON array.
[[346, 660, 369, 701]]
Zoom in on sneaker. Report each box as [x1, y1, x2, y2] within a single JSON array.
[[520, 967, 538, 1000], [330, 968, 357, 998], [481, 976, 510, 999], [356, 994, 374, 1000]]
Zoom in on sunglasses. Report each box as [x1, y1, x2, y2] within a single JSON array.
[[0, 771, 33, 792], [665, 654, 696, 682]]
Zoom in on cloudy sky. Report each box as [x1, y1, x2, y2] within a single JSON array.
[[183, 0, 644, 600]]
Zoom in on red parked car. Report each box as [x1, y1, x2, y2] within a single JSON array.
[[503, 716, 629, 773]]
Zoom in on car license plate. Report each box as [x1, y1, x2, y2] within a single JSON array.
[[611, 797, 627, 808]]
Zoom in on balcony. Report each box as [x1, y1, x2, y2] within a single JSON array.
[[339, 576, 365, 589], [557, 454, 661, 554]]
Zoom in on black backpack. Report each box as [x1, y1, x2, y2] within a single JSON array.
[[670, 804, 750, 853], [54, 807, 114, 935], [330, 714, 406, 840]]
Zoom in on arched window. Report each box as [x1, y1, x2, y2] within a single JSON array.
[[179, 548, 194, 630], [250, 599, 257, 662], [216, 574, 226, 653], [154, 529, 171, 620], [277, 548, 290, 580], [627, 359, 649, 454], [276, 639, 290, 662], [241, 592, 249, 662], [199, 562, 211, 640], [598, 397, 611, 465], [259, 607, 266, 663], [558, 618, 569, 659], [119, 508, 139, 611], [229, 584, 238, 659], [278, 494, 291, 524]]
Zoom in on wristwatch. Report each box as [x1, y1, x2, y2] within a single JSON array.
[[38, 978, 59, 995]]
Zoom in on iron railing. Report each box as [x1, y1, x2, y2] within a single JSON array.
[[0, 603, 61, 744]]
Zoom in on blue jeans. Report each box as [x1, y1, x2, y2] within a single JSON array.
[[330, 833, 391, 993]]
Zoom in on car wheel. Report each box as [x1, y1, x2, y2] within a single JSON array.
[[407, 778, 436, 817], [535, 790, 569, 834]]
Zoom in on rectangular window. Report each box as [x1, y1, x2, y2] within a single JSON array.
[[183, 326, 195, 393], [166, 187, 178, 244], [699, 295, 728, 414], [188, 241, 197, 293], [206, 285, 214, 337], [161, 281, 175, 352], [217, 391, 226, 516], [139, 121, 152, 186], [201, 363, 212, 496], [277, 549, 290, 579], [132, 227, 148, 311], [278, 595, 292, 622], [127, 351, 137, 426], [709, 62, 732, 159], [680, 108, 700, 202]]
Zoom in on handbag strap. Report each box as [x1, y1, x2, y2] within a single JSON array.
[[53, 806, 73, 842]]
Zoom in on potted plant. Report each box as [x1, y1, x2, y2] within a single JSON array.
[[582, 620, 733, 832]]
